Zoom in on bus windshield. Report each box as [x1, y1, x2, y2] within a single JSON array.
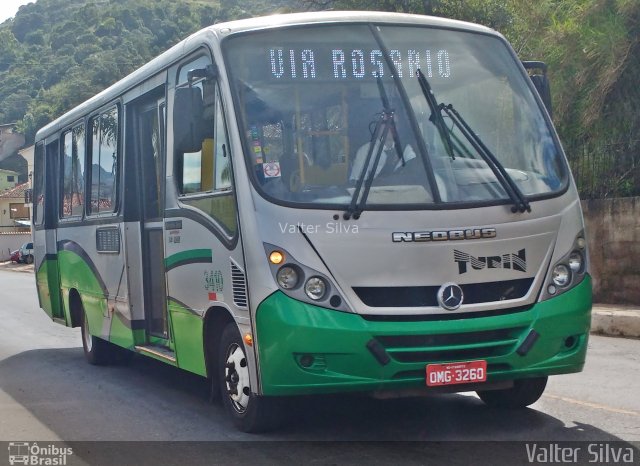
[[225, 24, 567, 209]]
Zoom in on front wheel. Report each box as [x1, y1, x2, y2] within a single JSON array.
[[218, 323, 283, 432], [477, 376, 548, 408]]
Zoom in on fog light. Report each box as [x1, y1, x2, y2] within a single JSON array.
[[547, 284, 557, 295], [277, 266, 299, 289], [305, 277, 327, 300], [299, 354, 314, 368], [552, 264, 571, 287]]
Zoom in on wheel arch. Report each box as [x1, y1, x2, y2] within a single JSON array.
[[68, 288, 84, 328], [203, 305, 236, 380]]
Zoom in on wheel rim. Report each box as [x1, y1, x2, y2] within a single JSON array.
[[224, 342, 250, 413], [83, 315, 92, 352]]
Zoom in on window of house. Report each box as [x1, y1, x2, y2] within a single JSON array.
[[9, 203, 28, 219]]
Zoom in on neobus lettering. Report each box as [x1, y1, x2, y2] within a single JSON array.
[[392, 228, 497, 242], [270, 48, 451, 80]]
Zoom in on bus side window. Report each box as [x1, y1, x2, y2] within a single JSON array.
[[33, 143, 45, 226], [61, 124, 86, 218], [89, 107, 119, 215], [175, 85, 237, 235]]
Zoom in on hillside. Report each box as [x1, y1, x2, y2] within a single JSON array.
[[1, 0, 638, 197], [0, 0, 299, 144]]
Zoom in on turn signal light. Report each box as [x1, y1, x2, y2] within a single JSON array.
[[269, 251, 284, 264], [244, 333, 253, 346]]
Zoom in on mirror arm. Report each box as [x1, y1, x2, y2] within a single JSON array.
[[187, 64, 218, 86]]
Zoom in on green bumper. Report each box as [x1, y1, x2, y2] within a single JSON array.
[[256, 277, 592, 396]]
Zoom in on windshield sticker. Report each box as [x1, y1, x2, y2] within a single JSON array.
[[454, 249, 527, 274], [263, 161, 281, 178]]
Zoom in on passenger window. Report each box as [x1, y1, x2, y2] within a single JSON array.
[[61, 124, 86, 218], [33, 143, 45, 226], [89, 107, 119, 214]]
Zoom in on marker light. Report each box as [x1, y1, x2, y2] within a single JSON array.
[[276, 266, 299, 289], [552, 264, 571, 287], [244, 333, 253, 346], [305, 277, 327, 300], [269, 251, 284, 265]]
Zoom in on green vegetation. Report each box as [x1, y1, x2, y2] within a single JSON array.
[[1, 0, 637, 197], [0, 0, 296, 142]]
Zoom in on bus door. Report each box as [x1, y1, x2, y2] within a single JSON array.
[[38, 140, 65, 321], [137, 97, 170, 340]]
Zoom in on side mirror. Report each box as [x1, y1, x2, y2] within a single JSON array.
[[173, 87, 205, 153], [523, 61, 552, 117]]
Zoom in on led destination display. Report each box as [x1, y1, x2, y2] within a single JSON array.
[[268, 47, 452, 81]]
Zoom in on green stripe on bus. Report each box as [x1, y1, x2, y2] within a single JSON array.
[[164, 249, 212, 271]]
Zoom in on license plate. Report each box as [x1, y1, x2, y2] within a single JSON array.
[[426, 360, 487, 387]]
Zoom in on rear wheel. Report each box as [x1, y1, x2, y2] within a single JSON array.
[[477, 376, 548, 408], [218, 323, 283, 432], [25, 254, 34, 264], [80, 308, 112, 366]]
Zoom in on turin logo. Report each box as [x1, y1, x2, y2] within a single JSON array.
[[454, 249, 526, 274]]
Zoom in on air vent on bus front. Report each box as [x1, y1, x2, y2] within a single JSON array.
[[230, 259, 248, 310]]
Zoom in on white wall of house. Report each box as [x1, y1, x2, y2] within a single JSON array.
[[0, 232, 31, 261]]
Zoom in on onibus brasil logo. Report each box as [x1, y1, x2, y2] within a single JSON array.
[[8, 442, 73, 465]]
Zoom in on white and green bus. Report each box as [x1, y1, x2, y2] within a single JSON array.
[[33, 11, 592, 432]]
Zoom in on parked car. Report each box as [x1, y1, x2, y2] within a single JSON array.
[[9, 249, 20, 263], [18, 242, 33, 264]]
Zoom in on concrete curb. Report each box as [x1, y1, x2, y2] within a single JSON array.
[[1, 261, 638, 338], [0, 261, 34, 273], [591, 306, 640, 339]]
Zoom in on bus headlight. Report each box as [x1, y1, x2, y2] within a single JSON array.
[[277, 266, 299, 289], [552, 264, 571, 287], [305, 277, 327, 300], [568, 251, 584, 273]]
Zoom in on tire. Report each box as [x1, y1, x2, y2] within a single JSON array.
[[218, 323, 283, 432], [25, 254, 34, 264], [477, 376, 548, 408], [80, 308, 112, 366]]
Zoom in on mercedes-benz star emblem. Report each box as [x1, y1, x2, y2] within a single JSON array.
[[437, 282, 464, 311]]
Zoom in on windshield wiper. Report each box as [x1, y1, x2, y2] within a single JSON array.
[[441, 103, 531, 213], [416, 69, 530, 213], [344, 77, 399, 220], [416, 69, 455, 161], [344, 110, 393, 220]]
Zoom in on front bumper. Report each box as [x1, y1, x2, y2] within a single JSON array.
[[256, 276, 592, 396]]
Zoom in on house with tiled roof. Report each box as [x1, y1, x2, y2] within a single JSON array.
[[0, 168, 19, 191], [0, 182, 30, 229]]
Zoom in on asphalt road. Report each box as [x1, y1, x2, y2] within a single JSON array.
[[0, 269, 638, 465]]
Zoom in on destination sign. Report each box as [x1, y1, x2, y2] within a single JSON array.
[[268, 47, 452, 81]]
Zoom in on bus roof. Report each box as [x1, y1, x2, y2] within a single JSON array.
[[35, 11, 497, 142]]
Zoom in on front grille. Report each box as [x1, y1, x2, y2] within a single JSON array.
[[375, 327, 526, 365], [361, 305, 533, 322], [353, 278, 533, 307]]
